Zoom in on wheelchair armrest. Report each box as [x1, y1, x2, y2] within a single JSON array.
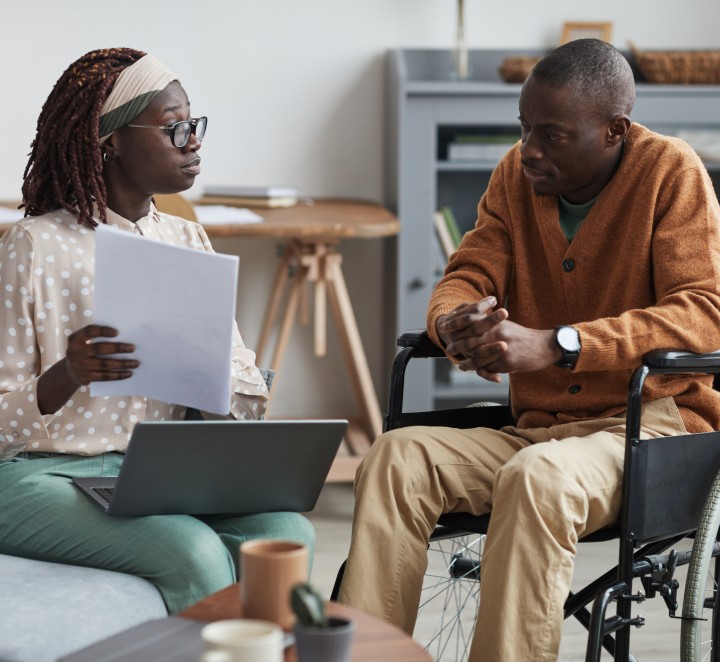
[[643, 349, 720, 374], [397, 329, 446, 358]]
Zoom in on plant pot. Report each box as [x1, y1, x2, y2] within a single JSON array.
[[293, 617, 355, 662]]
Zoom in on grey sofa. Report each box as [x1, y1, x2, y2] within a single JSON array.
[[0, 553, 167, 662]]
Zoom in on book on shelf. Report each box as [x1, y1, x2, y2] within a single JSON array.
[[202, 185, 299, 208], [441, 206, 463, 247], [433, 211, 456, 261], [433, 206, 464, 262], [447, 134, 518, 164], [675, 129, 720, 163]]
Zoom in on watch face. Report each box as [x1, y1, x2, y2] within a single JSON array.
[[557, 326, 581, 352]]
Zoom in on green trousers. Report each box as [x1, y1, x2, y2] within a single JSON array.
[[0, 452, 315, 613]]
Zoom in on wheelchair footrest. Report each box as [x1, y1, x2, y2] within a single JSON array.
[[586, 582, 644, 661], [602, 614, 645, 635]]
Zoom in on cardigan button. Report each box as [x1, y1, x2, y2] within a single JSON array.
[[568, 384, 581, 395], [562, 259, 575, 272]]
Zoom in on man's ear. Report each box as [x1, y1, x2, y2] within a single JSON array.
[[607, 116, 631, 146]]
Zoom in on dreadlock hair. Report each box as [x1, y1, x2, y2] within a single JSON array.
[[530, 39, 636, 121], [21, 47, 146, 227]]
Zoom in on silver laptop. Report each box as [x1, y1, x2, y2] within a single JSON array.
[[72, 419, 347, 516]]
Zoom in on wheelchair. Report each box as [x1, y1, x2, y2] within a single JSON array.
[[333, 330, 720, 662]]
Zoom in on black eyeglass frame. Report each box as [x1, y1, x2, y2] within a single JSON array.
[[125, 116, 207, 148]]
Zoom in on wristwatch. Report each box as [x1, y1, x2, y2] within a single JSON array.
[[555, 325, 581, 369]]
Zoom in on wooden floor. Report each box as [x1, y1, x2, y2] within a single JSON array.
[[306, 483, 687, 661]]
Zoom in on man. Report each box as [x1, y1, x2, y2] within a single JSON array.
[[338, 39, 720, 660]]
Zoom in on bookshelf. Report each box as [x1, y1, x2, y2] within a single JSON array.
[[385, 48, 720, 413]]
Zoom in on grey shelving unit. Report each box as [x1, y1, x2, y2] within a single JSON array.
[[385, 48, 720, 413]]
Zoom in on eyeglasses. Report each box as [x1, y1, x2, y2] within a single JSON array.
[[125, 116, 208, 148]]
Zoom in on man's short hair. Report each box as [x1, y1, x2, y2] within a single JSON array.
[[531, 39, 636, 119]]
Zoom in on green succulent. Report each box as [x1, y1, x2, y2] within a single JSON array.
[[290, 582, 329, 628]]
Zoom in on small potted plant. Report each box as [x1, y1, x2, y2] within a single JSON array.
[[290, 582, 354, 662]]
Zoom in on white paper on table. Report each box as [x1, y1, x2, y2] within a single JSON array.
[[195, 205, 263, 225], [0, 206, 22, 222], [91, 223, 239, 415]]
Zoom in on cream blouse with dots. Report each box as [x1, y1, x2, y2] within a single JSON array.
[[0, 205, 268, 457]]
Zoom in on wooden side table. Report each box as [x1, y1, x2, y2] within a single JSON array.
[[180, 583, 430, 661], [196, 198, 400, 481]]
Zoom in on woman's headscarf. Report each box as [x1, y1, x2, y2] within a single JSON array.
[[98, 54, 178, 142]]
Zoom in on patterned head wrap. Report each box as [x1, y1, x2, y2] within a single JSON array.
[[98, 54, 178, 141]]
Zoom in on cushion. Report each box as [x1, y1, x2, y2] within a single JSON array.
[[0, 554, 166, 662]]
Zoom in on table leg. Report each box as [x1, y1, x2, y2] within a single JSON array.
[[313, 247, 327, 357], [269, 264, 305, 374], [298, 242, 328, 357], [255, 240, 383, 476], [325, 252, 383, 443], [255, 245, 294, 366]]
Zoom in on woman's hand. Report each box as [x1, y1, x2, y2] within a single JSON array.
[[64, 325, 139, 386], [37, 325, 139, 415]]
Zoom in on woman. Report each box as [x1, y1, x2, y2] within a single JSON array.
[[0, 48, 314, 613]]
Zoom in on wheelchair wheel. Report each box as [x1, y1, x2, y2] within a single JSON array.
[[414, 531, 483, 661], [681, 468, 720, 661]]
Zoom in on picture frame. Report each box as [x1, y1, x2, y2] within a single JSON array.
[[561, 21, 613, 45]]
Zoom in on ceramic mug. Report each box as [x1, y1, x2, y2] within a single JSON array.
[[201, 619, 283, 662], [240, 540, 309, 630]]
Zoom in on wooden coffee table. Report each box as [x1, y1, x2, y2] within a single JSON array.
[[180, 583, 430, 661]]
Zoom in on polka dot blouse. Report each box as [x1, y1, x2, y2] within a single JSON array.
[[0, 205, 268, 457]]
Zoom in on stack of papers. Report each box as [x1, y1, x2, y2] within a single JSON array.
[[194, 205, 263, 225], [91, 223, 239, 415], [202, 185, 299, 208], [0, 207, 21, 223], [204, 185, 298, 198]]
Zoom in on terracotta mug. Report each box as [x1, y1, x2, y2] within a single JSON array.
[[240, 540, 309, 630]]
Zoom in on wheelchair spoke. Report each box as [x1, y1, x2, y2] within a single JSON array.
[[427, 573, 478, 658], [415, 533, 483, 661]]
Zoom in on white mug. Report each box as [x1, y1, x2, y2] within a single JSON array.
[[201, 619, 283, 662], [200, 651, 235, 662]]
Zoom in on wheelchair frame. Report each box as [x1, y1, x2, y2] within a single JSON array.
[[385, 330, 720, 662]]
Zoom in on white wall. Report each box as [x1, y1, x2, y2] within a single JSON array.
[[2, 0, 719, 418]]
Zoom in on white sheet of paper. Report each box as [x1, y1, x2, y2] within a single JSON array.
[[91, 223, 239, 415], [195, 205, 263, 225], [0, 207, 22, 222]]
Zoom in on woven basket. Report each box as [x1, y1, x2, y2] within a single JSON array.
[[498, 56, 542, 83], [632, 47, 720, 84]]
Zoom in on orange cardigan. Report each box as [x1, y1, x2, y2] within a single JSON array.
[[427, 123, 720, 432]]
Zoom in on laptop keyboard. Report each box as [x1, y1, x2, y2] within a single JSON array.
[[92, 487, 114, 504]]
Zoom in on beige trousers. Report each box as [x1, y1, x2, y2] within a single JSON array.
[[338, 397, 686, 662]]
